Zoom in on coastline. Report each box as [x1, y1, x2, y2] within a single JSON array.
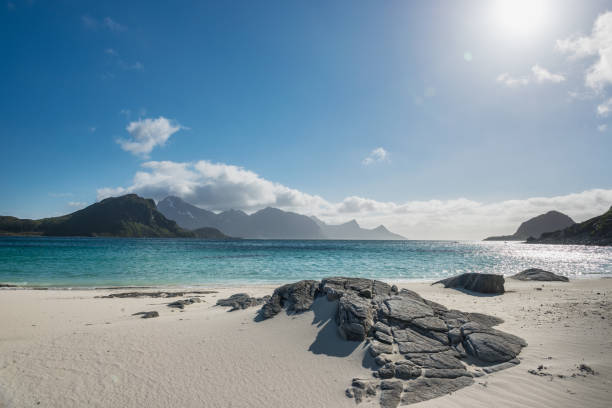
[[1, 278, 611, 407]]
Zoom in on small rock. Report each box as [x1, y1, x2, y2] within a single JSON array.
[[132, 311, 159, 319]]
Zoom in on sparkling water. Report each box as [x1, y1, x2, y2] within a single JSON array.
[[0, 237, 610, 287]]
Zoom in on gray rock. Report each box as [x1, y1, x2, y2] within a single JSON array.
[[393, 328, 449, 354], [375, 354, 394, 366], [99, 290, 216, 298], [216, 293, 269, 311], [461, 322, 527, 363], [384, 296, 434, 323], [411, 316, 447, 332], [348, 378, 378, 403], [380, 380, 403, 408], [394, 363, 421, 380], [352, 378, 379, 395], [482, 358, 520, 374], [375, 330, 394, 345], [337, 293, 374, 341], [423, 368, 471, 378], [511, 268, 569, 282], [132, 311, 159, 319], [401, 377, 474, 405], [370, 340, 394, 356], [404, 352, 465, 369], [465, 312, 504, 327], [167, 297, 202, 309], [259, 280, 319, 319], [374, 321, 392, 336], [377, 363, 396, 379], [433, 273, 505, 294]]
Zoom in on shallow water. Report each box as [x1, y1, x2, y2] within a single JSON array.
[[0, 237, 610, 287]]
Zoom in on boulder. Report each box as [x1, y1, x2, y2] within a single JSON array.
[[460, 322, 527, 363], [216, 293, 269, 311], [337, 293, 374, 340], [510, 268, 569, 282], [432, 273, 505, 294], [259, 280, 319, 319]]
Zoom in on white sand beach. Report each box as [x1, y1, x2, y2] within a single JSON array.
[[0, 279, 610, 408]]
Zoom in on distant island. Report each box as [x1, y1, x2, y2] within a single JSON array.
[[484, 210, 575, 241], [157, 195, 405, 240], [527, 206, 612, 246], [0, 194, 405, 240], [0, 194, 230, 239]]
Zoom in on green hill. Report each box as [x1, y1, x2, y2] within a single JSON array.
[[527, 206, 612, 246], [0, 194, 229, 238]]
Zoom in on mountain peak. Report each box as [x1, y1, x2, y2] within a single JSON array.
[[341, 219, 360, 228], [484, 209, 576, 241]]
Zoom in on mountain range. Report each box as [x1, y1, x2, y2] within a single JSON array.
[[157, 196, 405, 240], [484, 210, 575, 241], [0, 194, 229, 239]]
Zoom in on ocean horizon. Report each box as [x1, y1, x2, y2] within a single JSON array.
[[1, 236, 610, 288]]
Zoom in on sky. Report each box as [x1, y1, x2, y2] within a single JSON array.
[[1, 0, 612, 239]]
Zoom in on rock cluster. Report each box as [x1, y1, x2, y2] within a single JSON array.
[[216, 293, 270, 311], [99, 290, 217, 298], [510, 268, 569, 282], [432, 273, 505, 294], [256, 277, 526, 407], [167, 297, 202, 309]]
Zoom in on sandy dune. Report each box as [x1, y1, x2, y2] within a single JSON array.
[[0, 279, 610, 407]]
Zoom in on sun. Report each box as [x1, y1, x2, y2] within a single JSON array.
[[493, 0, 550, 37]]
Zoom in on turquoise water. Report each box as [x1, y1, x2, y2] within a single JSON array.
[[0, 237, 610, 287]]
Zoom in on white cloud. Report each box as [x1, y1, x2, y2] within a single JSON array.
[[497, 73, 529, 87], [103, 17, 126, 32], [597, 98, 612, 116], [598, 124, 608, 132], [97, 160, 612, 240], [104, 49, 144, 72], [531, 64, 565, 83], [557, 11, 612, 90], [362, 147, 389, 165], [117, 117, 182, 158], [497, 65, 565, 87], [82, 16, 126, 32]]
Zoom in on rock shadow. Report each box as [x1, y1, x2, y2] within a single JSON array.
[[308, 297, 362, 358], [442, 288, 505, 297]]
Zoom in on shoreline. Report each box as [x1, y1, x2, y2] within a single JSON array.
[[1, 278, 611, 407], [2, 272, 612, 291]]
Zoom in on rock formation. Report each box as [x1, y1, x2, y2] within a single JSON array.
[[247, 277, 526, 407], [432, 273, 505, 294], [510, 268, 569, 282], [216, 293, 270, 311]]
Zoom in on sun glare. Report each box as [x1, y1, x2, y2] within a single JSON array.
[[493, 0, 550, 37]]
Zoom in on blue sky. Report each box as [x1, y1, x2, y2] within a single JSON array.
[[1, 0, 612, 239]]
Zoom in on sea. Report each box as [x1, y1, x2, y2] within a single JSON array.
[[0, 237, 610, 288]]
